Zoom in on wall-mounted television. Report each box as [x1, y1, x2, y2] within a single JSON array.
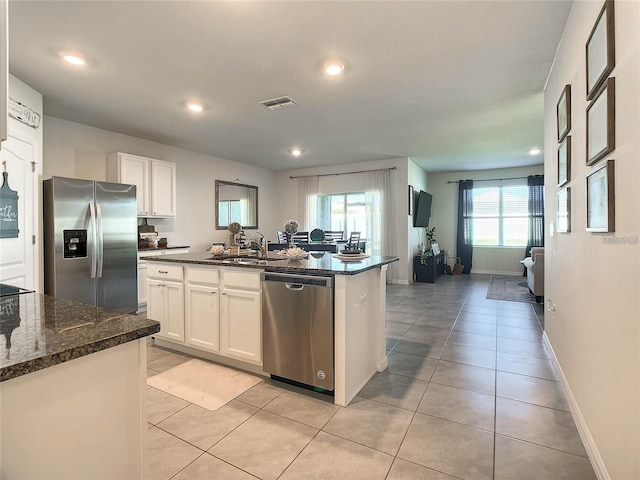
[[414, 190, 433, 227]]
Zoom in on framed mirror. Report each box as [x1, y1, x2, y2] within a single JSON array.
[[215, 180, 258, 230]]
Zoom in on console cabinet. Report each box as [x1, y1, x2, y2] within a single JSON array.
[[107, 152, 177, 217], [413, 252, 445, 283]]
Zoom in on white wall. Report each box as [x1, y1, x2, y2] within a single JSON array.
[[544, 1, 640, 479], [42, 116, 279, 253], [428, 165, 544, 275], [408, 159, 429, 279], [273, 158, 412, 284]]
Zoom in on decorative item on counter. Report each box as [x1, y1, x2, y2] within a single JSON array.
[[158, 237, 168, 248], [284, 219, 299, 247], [210, 244, 225, 256], [276, 246, 307, 259], [227, 221, 242, 247], [340, 243, 362, 255]]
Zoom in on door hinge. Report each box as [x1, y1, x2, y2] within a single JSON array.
[[31, 161, 36, 173], [32, 235, 36, 245]]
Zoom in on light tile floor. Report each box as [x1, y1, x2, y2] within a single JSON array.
[[146, 274, 597, 480]]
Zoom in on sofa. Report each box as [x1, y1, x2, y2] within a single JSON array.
[[521, 247, 544, 302]]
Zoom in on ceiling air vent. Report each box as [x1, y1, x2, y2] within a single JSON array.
[[258, 96, 299, 111]]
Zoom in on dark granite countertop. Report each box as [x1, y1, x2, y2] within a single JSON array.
[[0, 293, 160, 382], [145, 251, 399, 275], [138, 245, 190, 252]]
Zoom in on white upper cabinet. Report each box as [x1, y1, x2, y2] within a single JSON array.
[[107, 152, 176, 217]]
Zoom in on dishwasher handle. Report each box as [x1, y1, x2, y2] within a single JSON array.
[[262, 272, 332, 288], [285, 283, 305, 291]]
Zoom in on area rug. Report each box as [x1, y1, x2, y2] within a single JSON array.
[[147, 359, 262, 410], [486, 275, 537, 303]]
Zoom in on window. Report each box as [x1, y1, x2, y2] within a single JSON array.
[[217, 200, 240, 227], [471, 185, 529, 247], [316, 192, 369, 239]]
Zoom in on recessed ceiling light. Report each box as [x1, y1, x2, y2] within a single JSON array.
[[290, 148, 303, 157], [529, 147, 541, 155], [323, 61, 344, 76], [187, 102, 204, 113], [60, 52, 86, 66]]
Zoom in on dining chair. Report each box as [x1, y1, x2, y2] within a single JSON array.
[[348, 231, 361, 246], [292, 231, 309, 244], [325, 231, 345, 242]]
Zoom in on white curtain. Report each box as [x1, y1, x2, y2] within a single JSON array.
[[365, 169, 397, 282], [239, 186, 256, 226], [298, 176, 318, 231]]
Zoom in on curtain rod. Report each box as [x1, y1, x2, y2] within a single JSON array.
[[447, 175, 540, 184], [289, 166, 396, 179]]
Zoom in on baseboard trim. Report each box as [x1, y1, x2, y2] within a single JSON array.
[[472, 269, 523, 276], [542, 332, 610, 480], [391, 279, 410, 285]]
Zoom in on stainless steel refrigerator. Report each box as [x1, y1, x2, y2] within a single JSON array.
[[43, 176, 138, 313]]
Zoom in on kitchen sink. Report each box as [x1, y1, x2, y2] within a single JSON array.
[[220, 257, 282, 266]]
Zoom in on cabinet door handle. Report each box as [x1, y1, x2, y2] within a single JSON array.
[[159, 270, 168, 274], [221, 292, 227, 295], [212, 291, 217, 295]]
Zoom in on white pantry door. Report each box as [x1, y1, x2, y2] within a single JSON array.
[[0, 134, 37, 288]]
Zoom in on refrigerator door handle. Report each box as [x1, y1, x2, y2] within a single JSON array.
[[89, 201, 97, 279], [96, 202, 104, 278]]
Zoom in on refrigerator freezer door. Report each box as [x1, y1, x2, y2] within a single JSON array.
[[43, 177, 97, 306], [95, 181, 137, 313]]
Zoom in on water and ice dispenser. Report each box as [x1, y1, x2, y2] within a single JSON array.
[[63, 230, 87, 258]]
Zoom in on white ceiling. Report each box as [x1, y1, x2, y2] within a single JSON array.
[[8, 1, 571, 173]]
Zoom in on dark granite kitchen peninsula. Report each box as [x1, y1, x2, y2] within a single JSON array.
[[0, 290, 159, 479]]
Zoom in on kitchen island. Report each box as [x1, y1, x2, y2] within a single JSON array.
[[145, 251, 398, 406], [0, 291, 160, 479]]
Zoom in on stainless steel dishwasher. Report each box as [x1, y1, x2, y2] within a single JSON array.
[[262, 272, 334, 391]]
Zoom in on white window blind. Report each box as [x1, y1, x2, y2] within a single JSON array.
[[470, 181, 528, 247]]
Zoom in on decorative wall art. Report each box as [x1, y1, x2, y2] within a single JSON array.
[[586, 77, 615, 166], [557, 187, 571, 233], [586, 0, 615, 100], [557, 84, 571, 141], [0, 167, 20, 239], [558, 135, 571, 187], [586, 159, 615, 232]]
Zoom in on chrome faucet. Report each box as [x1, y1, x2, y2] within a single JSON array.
[[248, 232, 266, 258]]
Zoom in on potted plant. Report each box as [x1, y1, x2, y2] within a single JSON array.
[[425, 226, 436, 251]]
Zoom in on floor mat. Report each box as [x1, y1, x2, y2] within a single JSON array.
[[147, 359, 262, 410], [486, 275, 537, 303]]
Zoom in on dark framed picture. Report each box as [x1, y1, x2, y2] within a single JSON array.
[[558, 135, 571, 187], [587, 159, 615, 232], [586, 0, 615, 100], [587, 77, 615, 166], [557, 84, 571, 142], [557, 187, 571, 233], [408, 185, 414, 215]]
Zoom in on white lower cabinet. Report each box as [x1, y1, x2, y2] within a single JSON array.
[[148, 263, 262, 366], [137, 260, 147, 308], [148, 279, 184, 342], [220, 287, 261, 363], [147, 263, 185, 342], [185, 283, 220, 352]]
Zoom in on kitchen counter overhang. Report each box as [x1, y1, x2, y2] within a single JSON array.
[[1, 292, 159, 382]]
